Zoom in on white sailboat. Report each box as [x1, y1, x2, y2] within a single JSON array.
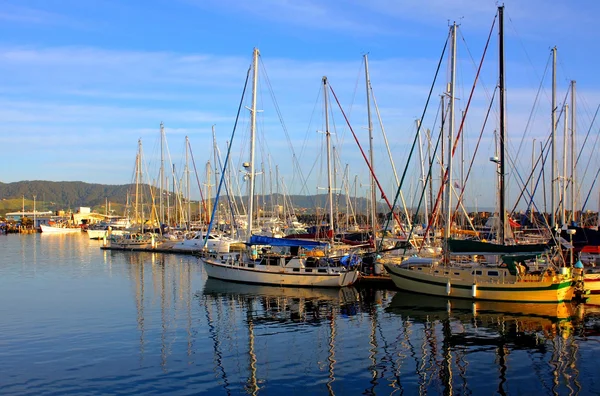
[[40, 222, 81, 234], [201, 48, 359, 288], [382, 8, 575, 303]]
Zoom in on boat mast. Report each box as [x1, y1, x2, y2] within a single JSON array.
[[275, 165, 280, 219], [444, 23, 457, 241], [551, 46, 557, 227], [323, 76, 335, 241], [498, 5, 506, 244], [562, 103, 568, 225], [571, 80, 576, 223], [212, 126, 219, 226], [135, 139, 142, 229], [160, 122, 165, 226], [246, 48, 259, 240], [186, 135, 191, 229], [364, 54, 377, 233], [417, 119, 429, 226]]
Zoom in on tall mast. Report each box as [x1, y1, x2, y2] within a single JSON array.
[[205, 161, 211, 223], [427, 128, 433, 227], [439, 95, 445, 229], [562, 104, 568, 225], [571, 80, 577, 223], [135, 139, 142, 228], [498, 5, 506, 244], [323, 76, 334, 241], [160, 122, 165, 226], [212, 126, 219, 226], [364, 54, 377, 233], [444, 23, 457, 241], [551, 46, 557, 227], [531, 138, 536, 220], [246, 48, 259, 240], [172, 164, 176, 227], [417, 119, 428, 226], [275, 165, 280, 216], [185, 136, 191, 229]]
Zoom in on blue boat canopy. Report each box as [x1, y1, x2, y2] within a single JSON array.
[[247, 235, 328, 249]]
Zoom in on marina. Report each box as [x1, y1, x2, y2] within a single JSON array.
[[2, 232, 600, 394], [2, 2, 600, 394]]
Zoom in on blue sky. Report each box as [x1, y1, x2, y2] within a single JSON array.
[[1, 0, 599, 211]]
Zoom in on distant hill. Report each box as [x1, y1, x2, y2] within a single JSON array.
[[0, 181, 131, 214], [0, 180, 388, 216], [0, 180, 495, 218]]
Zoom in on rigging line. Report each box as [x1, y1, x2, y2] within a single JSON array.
[[422, 14, 496, 245], [398, 99, 444, 250], [187, 140, 209, 223], [410, 121, 443, 253], [451, 86, 497, 225], [335, 57, 363, 152], [258, 58, 311, 199], [573, 119, 600, 203], [506, 137, 547, 217], [203, 64, 251, 247], [295, 84, 324, 200], [575, 105, 600, 179], [459, 29, 494, 110], [507, 12, 552, 104], [563, 103, 600, 203], [580, 166, 600, 212], [575, 104, 600, 173], [510, 134, 552, 225], [370, 80, 413, 226], [214, 138, 242, 241], [377, 30, 451, 251], [328, 82, 406, 233], [515, 53, 551, 158]]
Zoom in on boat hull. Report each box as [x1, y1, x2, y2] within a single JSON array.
[[202, 257, 359, 288], [172, 238, 233, 253], [40, 224, 81, 234], [584, 273, 600, 295], [384, 263, 574, 303]]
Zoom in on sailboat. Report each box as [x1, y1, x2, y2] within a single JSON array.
[[201, 49, 359, 288], [383, 7, 575, 303]]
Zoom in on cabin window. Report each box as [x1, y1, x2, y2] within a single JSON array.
[[318, 269, 327, 273], [248, 263, 254, 268], [475, 270, 483, 275], [444, 271, 449, 275], [434, 270, 440, 274], [293, 268, 300, 272], [454, 272, 460, 275], [305, 269, 313, 273], [488, 271, 499, 276]]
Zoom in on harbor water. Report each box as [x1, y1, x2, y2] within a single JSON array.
[[2, 232, 600, 395]]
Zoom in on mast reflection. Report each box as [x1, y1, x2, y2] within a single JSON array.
[[201, 279, 360, 395], [386, 291, 581, 395]]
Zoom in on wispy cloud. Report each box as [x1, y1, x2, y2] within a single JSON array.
[[1, 43, 598, 206]]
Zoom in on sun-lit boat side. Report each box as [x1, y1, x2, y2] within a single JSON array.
[[40, 223, 81, 234], [201, 235, 359, 288]]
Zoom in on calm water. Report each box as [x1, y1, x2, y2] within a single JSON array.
[[2, 233, 600, 395]]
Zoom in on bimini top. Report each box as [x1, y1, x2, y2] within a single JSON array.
[[247, 235, 328, 249]]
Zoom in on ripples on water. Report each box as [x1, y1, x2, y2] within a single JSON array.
[[1, 233, 600, 395]]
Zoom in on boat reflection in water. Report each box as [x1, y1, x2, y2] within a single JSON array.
[[385, 291, 581, 395], [200, 279, 361, 395], [98, 248, 600, 394]]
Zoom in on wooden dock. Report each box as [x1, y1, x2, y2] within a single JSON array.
[[100, 246, 198, 255]]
